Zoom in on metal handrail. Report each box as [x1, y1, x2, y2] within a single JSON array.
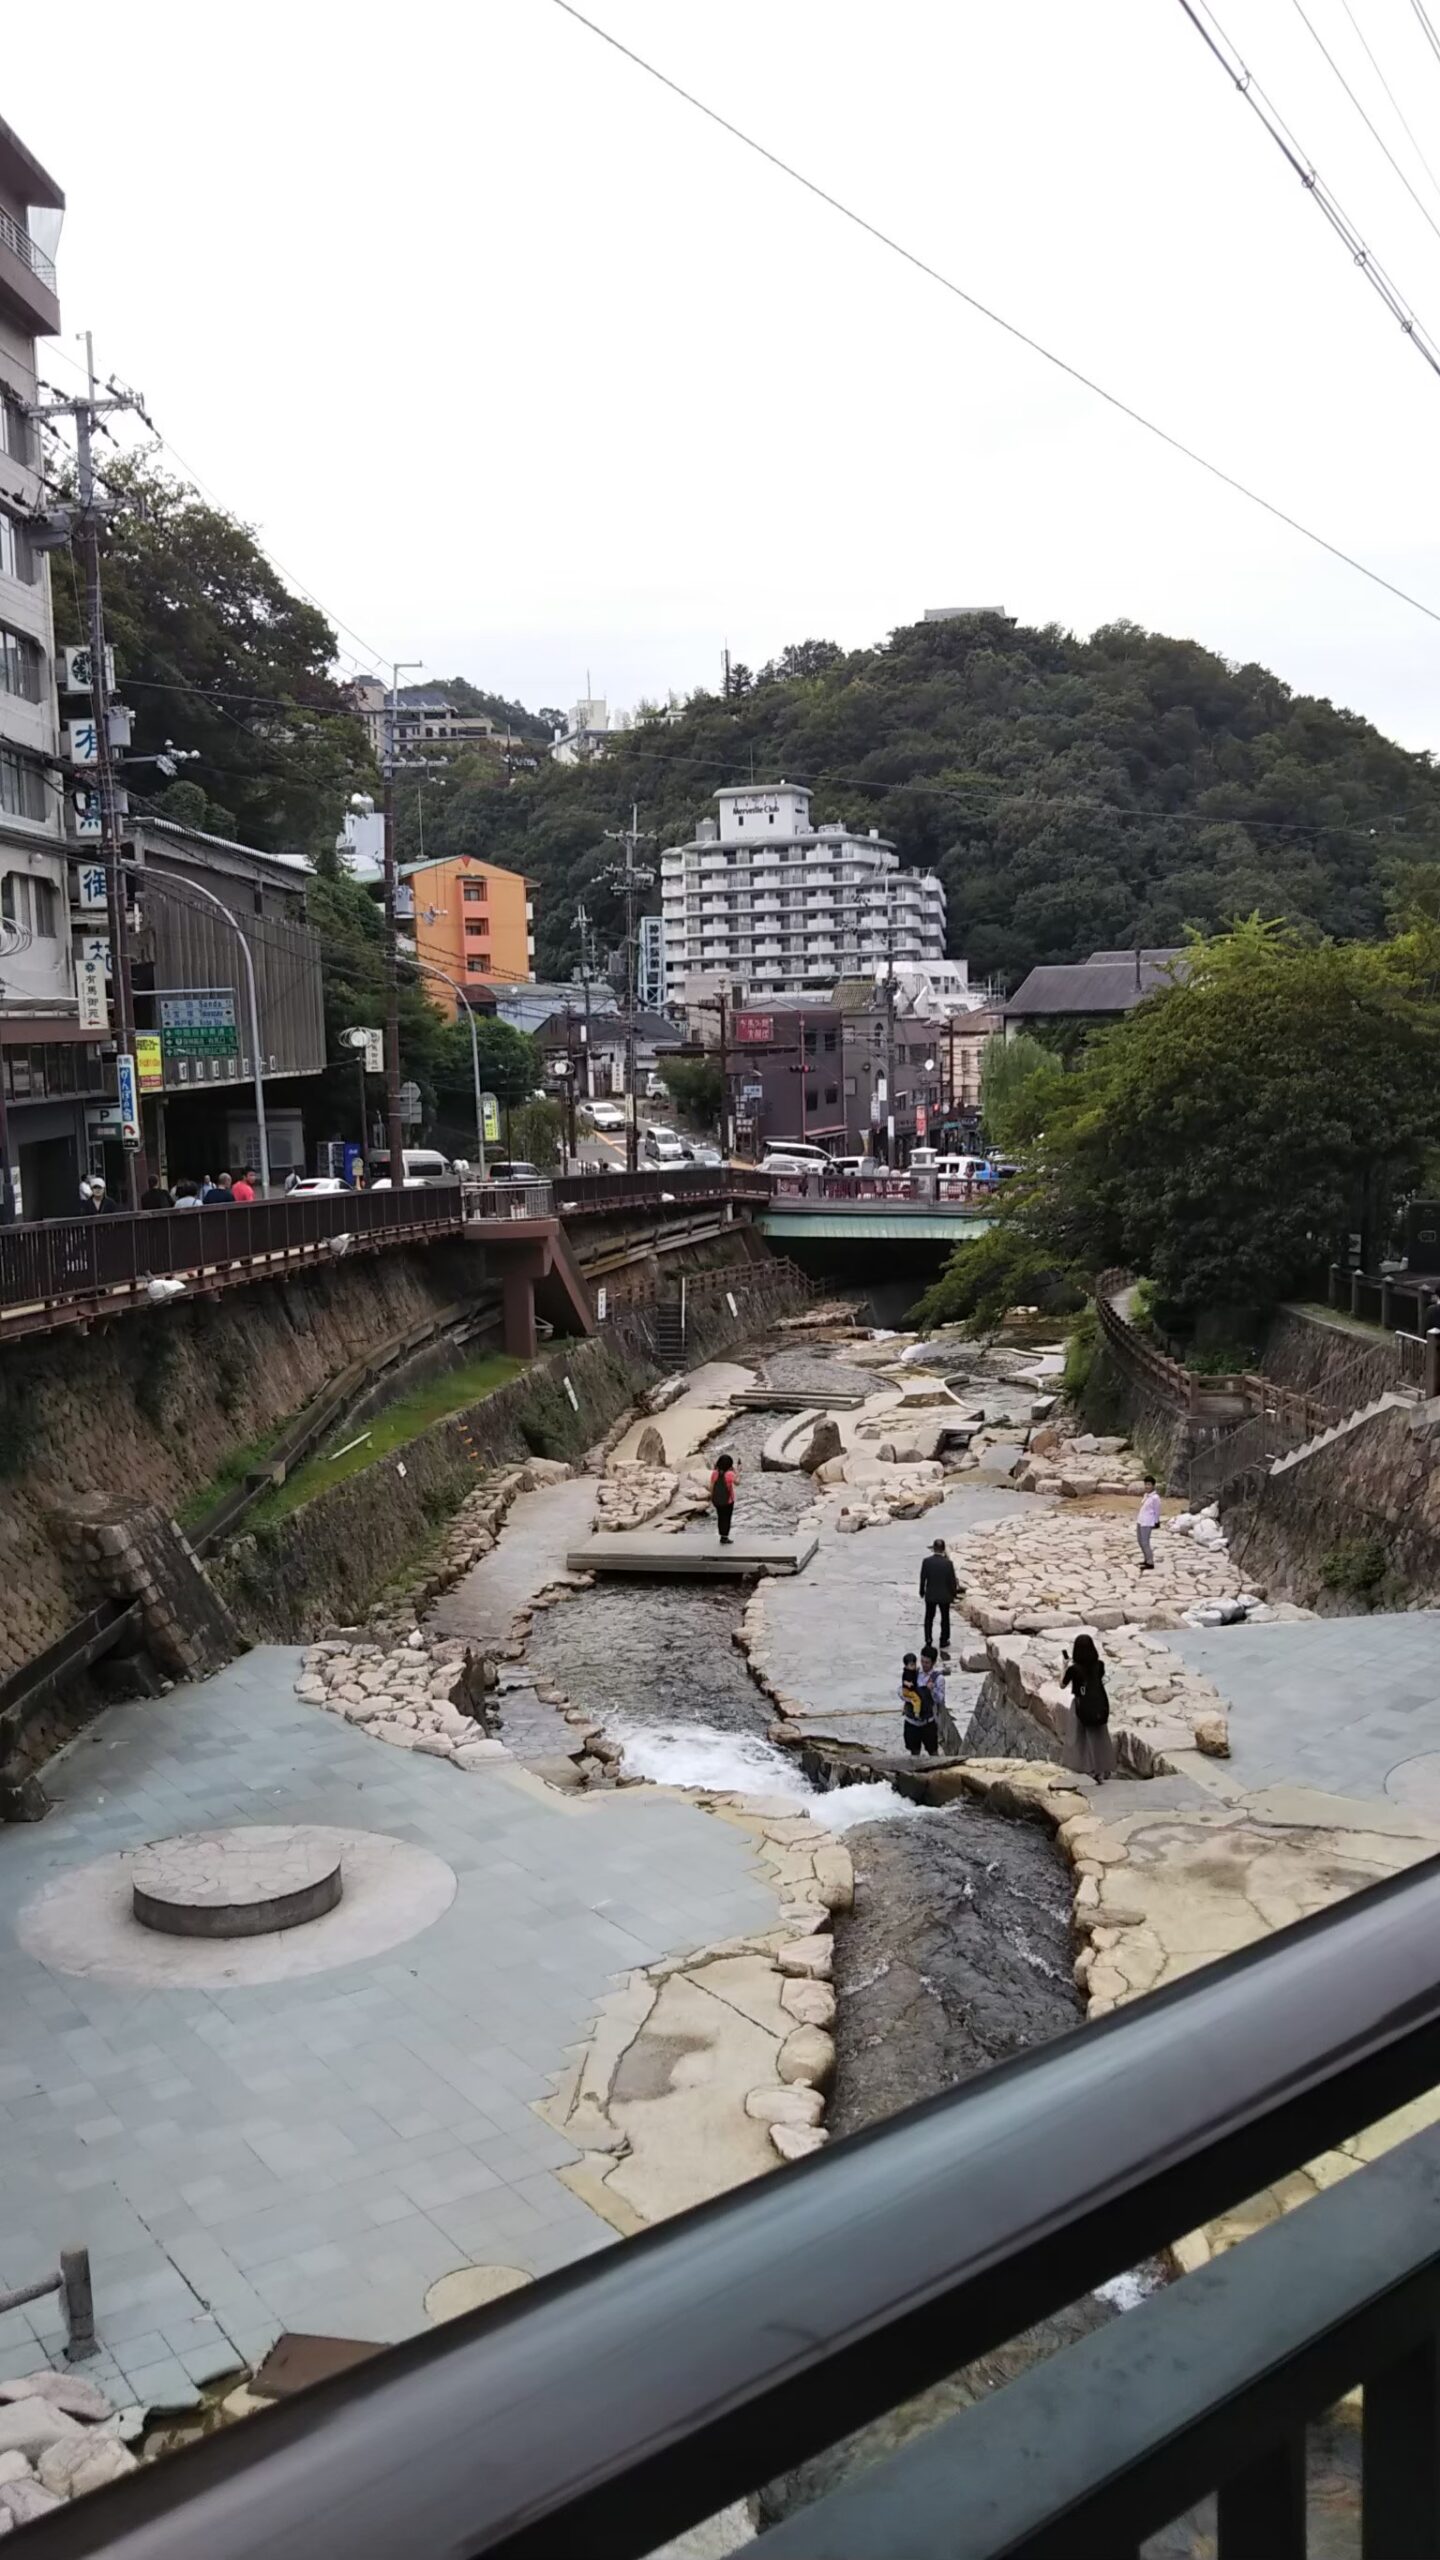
[[0, 204, 56, 291], [38, 1854, 1440, 2560]]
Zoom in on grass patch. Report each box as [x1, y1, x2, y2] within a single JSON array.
[[175, 1417, 297, 1529], [247, 1352, 525, 1526]]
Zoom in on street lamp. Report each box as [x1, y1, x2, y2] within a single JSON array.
[[393, 950, 487, 1176]]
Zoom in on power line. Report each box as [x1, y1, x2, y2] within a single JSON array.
[[1411, 0, 1440, 68], [550, 0, 1440, 627], [1176, 0, 1440, 378], [1289, 0, 1440, 243], [1335, 0, 1440, 211]]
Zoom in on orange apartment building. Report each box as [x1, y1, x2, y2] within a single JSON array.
[[403, 854, 536, 1013]]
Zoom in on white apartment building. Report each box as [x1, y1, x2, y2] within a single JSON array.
[[660, 784, 946, 1001], [549, 696, 629, 765]]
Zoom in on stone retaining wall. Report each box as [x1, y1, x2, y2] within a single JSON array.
[[213, 1264, 812, 1643], [1231, 1394, 1440, 1610], [1259, 1306, 1400, 1407], [0, 1244, 485, 1681], [213, 1338, 646, 1641]]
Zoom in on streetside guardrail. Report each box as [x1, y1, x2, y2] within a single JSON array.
[[0, 1171, 778, 1338], [31, 1855, 1440, 2560], [0, 2245, 94, 2361]]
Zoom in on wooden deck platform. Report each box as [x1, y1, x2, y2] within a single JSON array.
[[566, 1531, 818, 1578], [730, 1388, 865, 1412]]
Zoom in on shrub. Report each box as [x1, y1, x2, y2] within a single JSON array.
[[1318, 1535, 1388, 1600]]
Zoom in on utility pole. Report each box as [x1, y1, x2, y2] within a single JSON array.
[[33, 345, 149, 1206], [602, 808, 654, 1173], [563, 1005, 578, 1163], [881, 878, 898, 1167], [574, 900, 594, 1099], [382, 660, 422, 1179]]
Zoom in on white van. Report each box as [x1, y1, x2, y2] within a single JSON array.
[[760, 1141, 834, 1175], [368, 1148, 455, 1189]]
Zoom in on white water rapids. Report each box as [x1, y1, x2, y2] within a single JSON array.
[[605, 1717, 922, 1831]]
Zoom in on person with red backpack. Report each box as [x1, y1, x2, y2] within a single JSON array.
[[709, 1450, 737, 1546]]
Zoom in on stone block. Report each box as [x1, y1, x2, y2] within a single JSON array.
[[770, 2123, 828, 2162], [777, 1936, 833, 1979], [0, 2375, 111, 2424], [777, 2025, 835, 2088], [744, 2083, 825, 2128], [0, 2405, 84, 2459], [38, 2437, 138, 2498]]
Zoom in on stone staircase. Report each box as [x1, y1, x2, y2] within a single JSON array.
[[1267, 1389, 1417, 1477]]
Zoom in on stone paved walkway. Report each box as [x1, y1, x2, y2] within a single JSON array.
[[0, 1649, 778, 2407], [754, 1484, 1043, 1748], [1166, 1613, 1440, 1801], [424, 1474, 597, 1652]]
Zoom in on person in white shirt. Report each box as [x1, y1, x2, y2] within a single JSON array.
[[1136, 1476, 1162, 1571]]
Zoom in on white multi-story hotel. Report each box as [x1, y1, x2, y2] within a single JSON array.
[[660, 784, 946, 1000]]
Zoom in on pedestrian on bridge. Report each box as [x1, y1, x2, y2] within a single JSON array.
[[709, 1452, 737, 1546], [919, 1538, 960, 1654]]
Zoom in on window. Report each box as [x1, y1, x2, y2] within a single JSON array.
[[805, 1089, 819, 1113], [0, 625, 42, 701], [464, 919, 489, 940], [824, 1084, 838, 1106], [0, 514, 34, 584], [0, 393, 34, 469], [462, 879, 488, 902], [0, 750, 47, 823], [1, 869, 58, 937], [823, 1029, 837, 1052]]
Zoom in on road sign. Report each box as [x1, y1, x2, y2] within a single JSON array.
[[115, 1052, 140, 1146], [481, 1091, 501, 1145], [399, 1080, 422, 1125], [74, 860, 108, 911], [160, 993, 238, 1059], [135, 1034, 163, 1091], [65, 717, 99, 767]]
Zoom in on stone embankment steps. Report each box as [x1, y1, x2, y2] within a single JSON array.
[[1267, 1389, 1417, 1476]]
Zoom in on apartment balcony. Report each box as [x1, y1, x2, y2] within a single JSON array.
[[0, 205, 59, 336]]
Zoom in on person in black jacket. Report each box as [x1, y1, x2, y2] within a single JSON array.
[[919, 1538, 960, 1653]]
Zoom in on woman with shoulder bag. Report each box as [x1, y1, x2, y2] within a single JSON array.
[[1062, 1632, 1117, 1785]]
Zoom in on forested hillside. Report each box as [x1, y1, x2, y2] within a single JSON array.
[[393, 614, 1440, 983]]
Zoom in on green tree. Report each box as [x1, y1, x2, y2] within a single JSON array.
[[658, 1054, 722, 1128], [53, 458, 372, 858], [1020, 920, 1440, 1320], [979, 1031, 1063, 1150]]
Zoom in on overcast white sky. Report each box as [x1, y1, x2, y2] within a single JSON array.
[[21, 0, 1440, 747]]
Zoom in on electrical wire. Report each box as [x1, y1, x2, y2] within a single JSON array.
[[1335, 0, 1440, 211], [1411, 0, 1440, 67], [1289, 0, 1440, 241], [550, 0, 1440, 625], [1177, 0, 1440, 376]]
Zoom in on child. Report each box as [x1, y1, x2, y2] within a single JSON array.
[[920, 1645, 946, 1735], [901, 1652, 939, 1758]]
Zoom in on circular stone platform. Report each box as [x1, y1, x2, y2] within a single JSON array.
[[130, 1828, 343, 1939], [19, 1827, 456, 1990]]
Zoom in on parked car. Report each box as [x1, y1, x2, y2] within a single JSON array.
[[486, 1160, 544, 1185], [830, 1155, 883, 1179], [586, 1101, 626, 1132], [643, 1127, 687, 1165], [688, 1145, 725, 1168], [286, 1176, 352, 1195]]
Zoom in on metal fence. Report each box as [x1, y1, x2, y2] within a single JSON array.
[[0, 1172, 778, 1334], [0, 1188, 462, 1331], [35, 1854, 1440, 2558]]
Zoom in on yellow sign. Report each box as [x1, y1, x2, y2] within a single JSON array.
[[135, 1034, 164, 1092], [481, 1092, 501, 1145]]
